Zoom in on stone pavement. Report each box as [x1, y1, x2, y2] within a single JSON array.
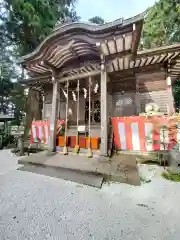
[[1, 149, 180, 239], [18, 152, 140, 186]]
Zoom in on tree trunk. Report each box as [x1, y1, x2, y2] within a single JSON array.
[[24, 88, 42, 140]]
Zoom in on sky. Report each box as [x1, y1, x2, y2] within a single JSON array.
[[76, 0, 157, 22]]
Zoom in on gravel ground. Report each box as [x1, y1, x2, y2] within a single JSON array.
[[0, 149, 180, 240]]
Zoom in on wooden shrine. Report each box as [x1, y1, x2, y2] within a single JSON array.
[[19, 13, 180, 155]]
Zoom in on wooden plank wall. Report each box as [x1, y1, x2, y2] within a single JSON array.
[[139, 90, 169, 113], [110, 69, 170, 116], [137, 71, 167, 93], [136, 70, 169, 113], [112, 92, 137, 117]]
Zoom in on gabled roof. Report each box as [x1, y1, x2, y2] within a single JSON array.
[[18, 12, 144, 75], [19, 12, 144, 64]]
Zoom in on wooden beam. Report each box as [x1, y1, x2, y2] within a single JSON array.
[[138, 44, 180, 57], [58, 70, 101, 82], [105, 50, 132, 62], [43, 60, 58, 74], [59, 61, 100, 75], [171, 69, 180, 72]]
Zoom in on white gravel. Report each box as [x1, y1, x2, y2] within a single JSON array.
[[0, 149, 180, 239]]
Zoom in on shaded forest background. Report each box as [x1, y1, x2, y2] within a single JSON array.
[[0, 0, 180, 128]]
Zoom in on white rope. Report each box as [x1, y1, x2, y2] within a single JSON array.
[[62, 89, 67, 98], [83, 88, 87, 99], [94, 83, 99, 93], [72, 91, 77, 101]]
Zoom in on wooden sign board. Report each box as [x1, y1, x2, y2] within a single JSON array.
[[78, 125, 86, 132], [11, 125, 24, 136]]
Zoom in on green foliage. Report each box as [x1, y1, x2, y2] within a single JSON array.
[[141, 0, 180, 109], [11, 82, 26, 125], [1, 0, 79, 55], [162, 171, 180, 182], [0, 32, 25, 122], [0, 0, 79, 126], [89, 16, 105, 24], [0, 43, 14, 115], [173, 80, 180, 111], [142, 0, 180, 49]]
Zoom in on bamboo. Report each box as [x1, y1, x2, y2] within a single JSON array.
[[63, 80, 69, 155], [74, 79, 80, 153], [87, 76, 93, 158]]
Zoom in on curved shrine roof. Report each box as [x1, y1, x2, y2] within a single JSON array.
[[18, 13, 144, 74]]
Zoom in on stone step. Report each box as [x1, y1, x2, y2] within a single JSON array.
[[18, 164, 104, 188], [117, 151, 160, 164], [18, 152, 140, 187]]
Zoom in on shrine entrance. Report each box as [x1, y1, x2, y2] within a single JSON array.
[[85, 95, 101, 124]]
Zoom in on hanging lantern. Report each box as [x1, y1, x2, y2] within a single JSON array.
[[83, 88, 87, 99]]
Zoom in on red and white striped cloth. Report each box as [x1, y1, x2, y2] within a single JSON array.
[[112, 116, 179, 151], [30, 120, 65, 145]]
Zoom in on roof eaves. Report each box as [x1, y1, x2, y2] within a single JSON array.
[[18, 12, 145, 65], [138, 43, 180, 57]]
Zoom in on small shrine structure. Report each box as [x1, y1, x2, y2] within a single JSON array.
[[19, 13, 180, 155]]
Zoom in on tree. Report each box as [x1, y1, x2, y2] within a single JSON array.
[[0, 40, 26, 124], [0, 42, 14, 115], [141, 0, 180, 110], [10, 82, 26, 125], [0, 0, 79, 131], [89, 16, 105, 24], [1, 0, 79, 55], [173, 80, 180, 111], [142, 0, 180, 49]]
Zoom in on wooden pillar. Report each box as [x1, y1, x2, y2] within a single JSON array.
[[48, 75, 59, 152], [42, 95, 45, 120], [63, 80, 69, 155], [100, 55, 108, 156], [87, 76, 93, 158], [57, 86, 60, 119], [135, 74, 141, 115], [167, 76, 175, 115]]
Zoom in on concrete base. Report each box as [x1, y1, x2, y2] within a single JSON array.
[[46, 151, 57, 157], [87, 148, 93, 158], [18, 152, 140, 187], [18, 165, 104, 188]]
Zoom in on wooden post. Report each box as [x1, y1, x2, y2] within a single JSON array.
[[74, 79, 80, 153], [100, 55, 108, 156], [63, 80, 69, 155], [42, 95, 45, 120], [57, 86, 61, 119], [87, 76, 93, 158], [48, 75, 58, 153], [167, 76, 175, 115], [135, 74, 141, 115]]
